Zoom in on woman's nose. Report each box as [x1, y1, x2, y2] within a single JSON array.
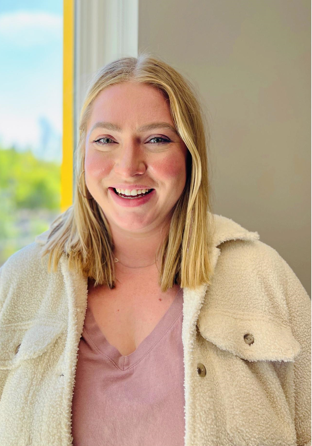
[[113, 143, 146, 177]]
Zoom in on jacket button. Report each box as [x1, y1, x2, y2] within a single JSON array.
[[244, 333, 254, 345], [15, 344, 21, 354], [197, 363, 206, 377]]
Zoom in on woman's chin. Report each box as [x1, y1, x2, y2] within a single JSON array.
[[105, 212, 169, 235], [111, 219, 157, 234]]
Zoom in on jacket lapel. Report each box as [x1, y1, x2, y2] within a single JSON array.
[[182, 214, 260, 445], [59, 256, 88, 444]]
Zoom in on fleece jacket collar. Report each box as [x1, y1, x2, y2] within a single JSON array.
[[35, 214, 260, 344]]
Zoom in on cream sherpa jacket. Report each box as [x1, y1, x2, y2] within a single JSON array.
[[0, 214, 310, 446]]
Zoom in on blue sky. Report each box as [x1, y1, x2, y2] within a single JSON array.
[[0, 0, 62, 14], [0, 0, 63, 161]]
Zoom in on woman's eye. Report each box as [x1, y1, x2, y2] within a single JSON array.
[[147, 136, 171, 144], [94, 137, 115, 145]]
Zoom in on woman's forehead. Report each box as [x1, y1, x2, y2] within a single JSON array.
[[88, 82, 173, 126]]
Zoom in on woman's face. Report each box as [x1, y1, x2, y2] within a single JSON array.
[[85, 82, 187, 235]]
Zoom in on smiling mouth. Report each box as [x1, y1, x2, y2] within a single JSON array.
[[113, 188, 154, 199]]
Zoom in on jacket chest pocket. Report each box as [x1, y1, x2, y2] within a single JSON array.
[[196, 311, 301, 446], [0, 321, 65, 370], [0, 321, 66, 444]]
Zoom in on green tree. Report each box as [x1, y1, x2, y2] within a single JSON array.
[[0, 146, 61, 264], [0, 147, 60, 210]]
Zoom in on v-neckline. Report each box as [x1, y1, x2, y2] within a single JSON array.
[[82, 288, 183, 371]]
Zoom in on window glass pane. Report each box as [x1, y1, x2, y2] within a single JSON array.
[[0, 0, 63, 265]]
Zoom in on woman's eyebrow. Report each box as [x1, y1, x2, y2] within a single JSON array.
[[137, 122, 178, 134], [89, 122, 122, 133], [88, 121, 178, 135]]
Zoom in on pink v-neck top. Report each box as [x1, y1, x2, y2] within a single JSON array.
[[72, 289, 185, 446]]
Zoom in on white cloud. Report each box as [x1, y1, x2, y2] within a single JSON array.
[[0, 11, 62, 47], [0, 110, 62, 162], [0, 112, 40, 148]]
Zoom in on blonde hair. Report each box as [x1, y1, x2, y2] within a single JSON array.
[[43, 55, 214, 291]]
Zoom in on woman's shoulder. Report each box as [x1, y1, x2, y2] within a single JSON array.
[[0, 240, 45, 281], [211, 213, 307, 294], [0, 233, 46, 276], [0, 228, 58, 277], [0, 233, 62, 314], [198, 214, 310, 369], [206, 213, 310, 326]]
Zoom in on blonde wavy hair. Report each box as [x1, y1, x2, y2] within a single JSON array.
[[43, 55, 214, 291]]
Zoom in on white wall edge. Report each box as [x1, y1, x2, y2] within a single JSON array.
[[74, 0, 139, 142]]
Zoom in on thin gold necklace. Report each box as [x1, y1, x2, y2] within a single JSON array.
[[114, 257, 156, 268]]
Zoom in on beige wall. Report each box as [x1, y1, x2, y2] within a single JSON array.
[[139, 0, 311, 294]]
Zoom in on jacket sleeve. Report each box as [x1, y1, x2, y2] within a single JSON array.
[[281, 256, 311, 446]]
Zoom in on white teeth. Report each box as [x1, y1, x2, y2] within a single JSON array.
[[115, 188, 151, 197]]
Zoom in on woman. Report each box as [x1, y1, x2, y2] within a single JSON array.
[[0, 56, 310, 446]]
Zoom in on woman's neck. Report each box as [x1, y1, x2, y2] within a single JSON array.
[[111, 224, 168, 269]]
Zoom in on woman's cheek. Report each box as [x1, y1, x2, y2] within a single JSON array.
[[150, 151, 187, 181], [85, 151, 114, 182]]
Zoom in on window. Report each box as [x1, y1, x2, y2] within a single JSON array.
[[0, 0, 63, 264]]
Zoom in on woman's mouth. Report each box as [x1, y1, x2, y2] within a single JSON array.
[[113, 188, 154, 199]]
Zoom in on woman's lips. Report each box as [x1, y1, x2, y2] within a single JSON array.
[[108, 187, 155, 207], [114, 188, 153, 198]]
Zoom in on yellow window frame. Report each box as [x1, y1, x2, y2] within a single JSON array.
[[61, 0, 74, 211]]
